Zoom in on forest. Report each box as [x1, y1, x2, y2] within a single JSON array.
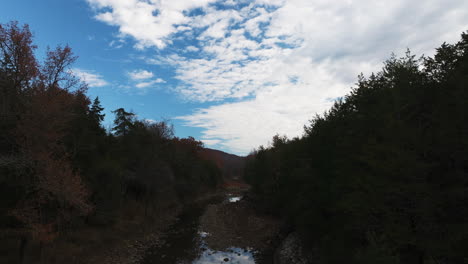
[[244, 32, 468, 263], [0, 21, 222, 263]]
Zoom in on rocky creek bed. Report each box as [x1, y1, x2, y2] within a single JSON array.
[[92, 190, 312, 264], [136, 191, 284, 264], [199, 199, 281, 261]]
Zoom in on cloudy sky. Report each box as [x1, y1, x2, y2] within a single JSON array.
[[2, 0, 467, 155]]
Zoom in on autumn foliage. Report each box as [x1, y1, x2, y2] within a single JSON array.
[[1, 21, 91, 245], [1, 21, 223, 263]]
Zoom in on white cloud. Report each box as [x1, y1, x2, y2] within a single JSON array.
[[185, 45, 199, 52], [145, 118, 157, 124], [128, 69, 154, 80], [178, 61, 344, 154], [125, 69, 165, 91], [109, 39, 125, 49], [72, 68, 108, 87], [135, 78, 165, 89], [201, 139, 222, 146], [86, 0, 217, 49], [87, 0, 468, 154]]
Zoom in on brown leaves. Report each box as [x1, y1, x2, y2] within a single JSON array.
[[39, 153, 92, 215], [10, 200, 57, 243], [1, 21, 93, 243], [41, 45, 83, 90], [14, 85, 93, 241], [0, 21, 39, 90]]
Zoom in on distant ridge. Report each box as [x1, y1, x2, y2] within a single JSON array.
[[198, 148, 246, 180]]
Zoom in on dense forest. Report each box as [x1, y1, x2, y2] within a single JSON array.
[[0, 21, 223, 262], [245, 33, 468, 263]]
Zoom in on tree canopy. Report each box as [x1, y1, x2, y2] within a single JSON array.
[[0, 21, 222, 263], [245, 32, 468, 264]]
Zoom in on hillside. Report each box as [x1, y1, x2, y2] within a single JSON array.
[[198, 148, 246, 180]]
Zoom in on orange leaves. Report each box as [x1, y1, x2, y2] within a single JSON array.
[[14, 86, 93, 240], [0, 21, 39, 90], [1, 21, 92, 243], [41, 45, 82, 90], [39, 154, 92, 215]]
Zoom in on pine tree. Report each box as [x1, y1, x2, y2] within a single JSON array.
[[112, 108, 135, 136], [89, 96, 105, 123]]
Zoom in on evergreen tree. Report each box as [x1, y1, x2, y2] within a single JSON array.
[[111, 107, 135, 136], [89, 96, 105, 123], [244, 31, 468, 264]]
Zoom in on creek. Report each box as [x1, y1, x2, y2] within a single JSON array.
[[140, 193, 257, 264]]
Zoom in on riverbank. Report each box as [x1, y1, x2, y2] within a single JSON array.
[[96, 188, 314, 264], [136, 184, 314, 264], [87, 190, 227, 264], [82, 201, 182, 264], [2, 184, 312, 264], [0, 199, 182, 264], [1, 188, 227, 264], [137, 183, 286, 264]]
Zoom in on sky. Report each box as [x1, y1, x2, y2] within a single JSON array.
[[1, 0, 467, 155]]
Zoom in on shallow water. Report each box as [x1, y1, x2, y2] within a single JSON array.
[[140, 195, 257, 264], [192, 247, 255, 264], [227, 195, 242, 203], [193, 229, 256, 264]]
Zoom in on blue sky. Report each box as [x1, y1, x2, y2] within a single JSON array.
[[1, 0, 467, 155]]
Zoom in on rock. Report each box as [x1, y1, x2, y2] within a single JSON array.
[[224, 257, 229, 262]]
